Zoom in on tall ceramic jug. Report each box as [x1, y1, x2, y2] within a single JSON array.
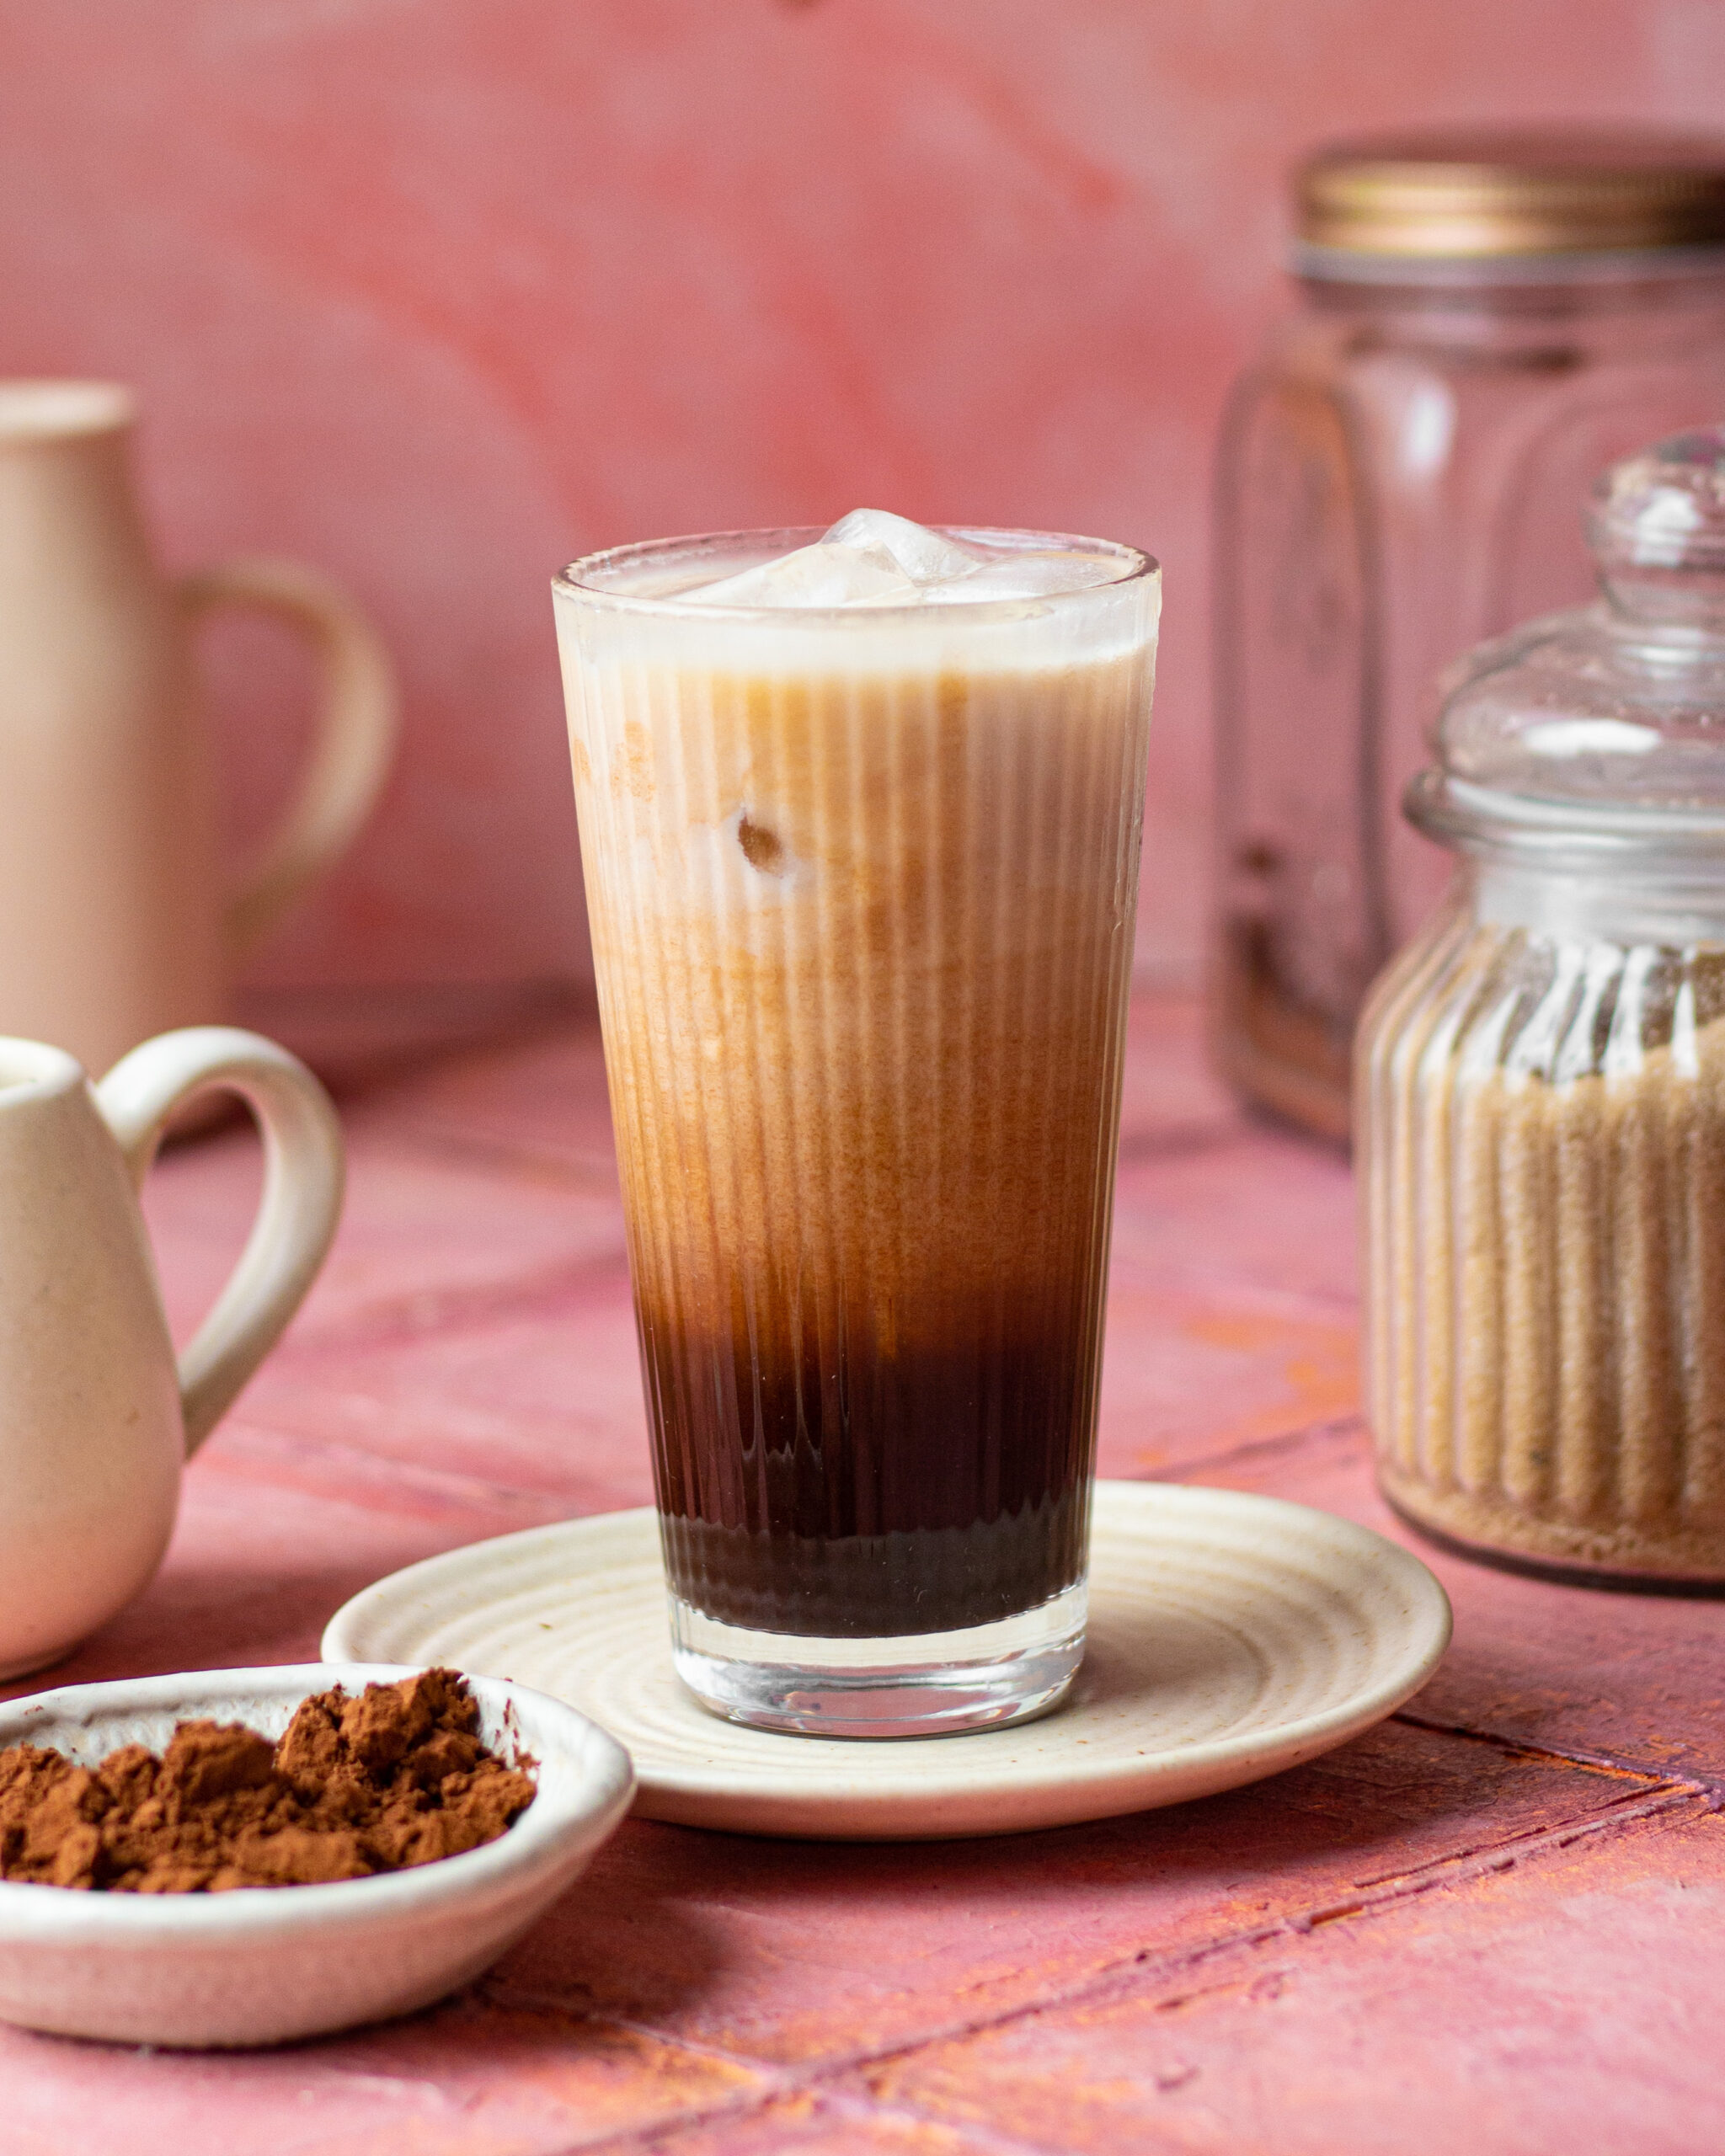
[[0, 380, 398, 1078]]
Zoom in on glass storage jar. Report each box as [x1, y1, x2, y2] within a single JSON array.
[[1360, 426, 1725, 1586], [1215, 129, 1725, 1140]]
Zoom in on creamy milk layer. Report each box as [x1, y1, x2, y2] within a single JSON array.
[[554, 524, 1160, 1636]]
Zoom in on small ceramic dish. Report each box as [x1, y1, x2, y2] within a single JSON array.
[[0, 1662, 634, 2048]]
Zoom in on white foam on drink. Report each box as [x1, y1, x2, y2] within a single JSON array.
[[679, 510, 1128, 609]]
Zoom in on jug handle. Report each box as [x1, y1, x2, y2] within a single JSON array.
[[178, 559, 399, 957], [95, 1028, 345, 1458]]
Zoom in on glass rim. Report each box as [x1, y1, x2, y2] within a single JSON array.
[[1290, 238, 1725, 289], [552, 523, 1159, 624]]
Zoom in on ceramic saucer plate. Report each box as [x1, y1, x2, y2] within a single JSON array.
[[323, 1483, 1451, 1842], [0, 1663, 633, 2047]]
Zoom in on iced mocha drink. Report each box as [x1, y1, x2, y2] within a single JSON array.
[[553, 514, 1160, 1735]]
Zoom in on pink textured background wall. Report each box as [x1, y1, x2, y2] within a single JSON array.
[[4, 1, 1724, 995]]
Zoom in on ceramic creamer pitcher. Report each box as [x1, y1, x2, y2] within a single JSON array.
[[0, 380, 398, 1079], [0, 1025, 344, 1678]]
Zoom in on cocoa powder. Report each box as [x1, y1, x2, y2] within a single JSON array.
[[0, 1668, 536, 1892]]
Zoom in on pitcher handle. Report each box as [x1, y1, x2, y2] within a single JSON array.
[[95, 1028, 345, 1457], [178, 558, 398, 955]]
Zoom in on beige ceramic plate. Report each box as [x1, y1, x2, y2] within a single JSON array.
[[323, 1481, 1450, 1841]]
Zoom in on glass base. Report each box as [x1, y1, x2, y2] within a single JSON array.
[[669, 1580, 1087, 1738]]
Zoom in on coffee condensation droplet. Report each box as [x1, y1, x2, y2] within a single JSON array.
[[737, 813, 787, 874]]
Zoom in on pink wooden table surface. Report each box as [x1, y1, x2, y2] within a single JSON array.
[[7, 991, 1724, 2156]]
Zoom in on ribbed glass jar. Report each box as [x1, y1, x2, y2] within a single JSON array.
[[1361, 847, 1725, 1583], [1359, 422, 1725, 1584]]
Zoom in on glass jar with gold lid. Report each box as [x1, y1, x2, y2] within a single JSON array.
[[1360, 426, 1725, 1586], [1215, 129, 1725, 1141]]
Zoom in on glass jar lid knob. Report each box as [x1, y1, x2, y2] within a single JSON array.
[[1412, 421, 1725, 846], [1590, 425, 1725, 627]]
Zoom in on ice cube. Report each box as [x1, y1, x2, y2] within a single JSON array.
[[677, 515, 1127, 608], [820, 509, 983, 586], [682, 541, 918, 608]]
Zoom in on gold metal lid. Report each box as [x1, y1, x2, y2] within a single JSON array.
[[1298, 128, 1725, 259]]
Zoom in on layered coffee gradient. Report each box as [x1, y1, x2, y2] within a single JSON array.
[[555, 516, 1159, 1646]]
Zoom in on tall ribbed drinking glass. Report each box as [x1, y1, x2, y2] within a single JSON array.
[[553, 528, 1160, 1735]]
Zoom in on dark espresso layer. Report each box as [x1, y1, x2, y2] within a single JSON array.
[[639, 1315, 1097, 1636], [660, 1508, 1087, 1639]]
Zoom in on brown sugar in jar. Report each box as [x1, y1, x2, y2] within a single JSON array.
[[0, 1668, 536, 1893], [1365, 915, 1725, 1582]]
